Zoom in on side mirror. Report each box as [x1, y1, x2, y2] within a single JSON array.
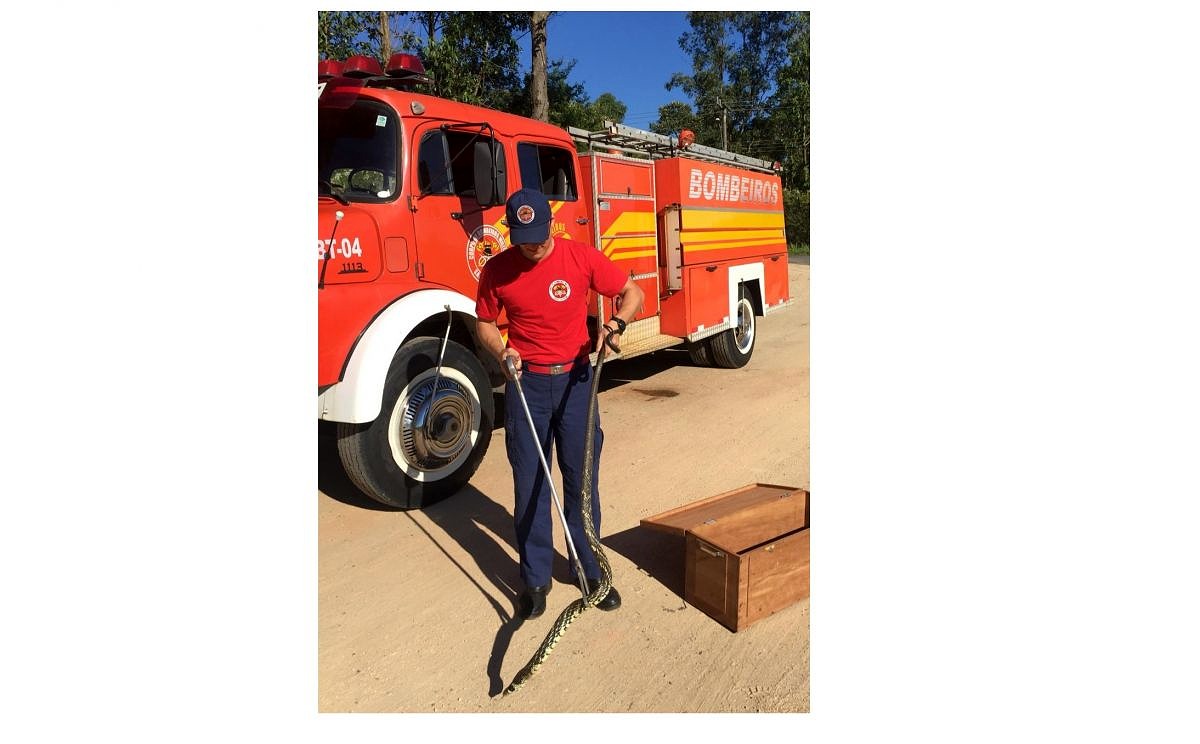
[[473, 140, 507, 207]]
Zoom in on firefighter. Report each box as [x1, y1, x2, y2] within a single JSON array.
[[476, 188, 644, 619]]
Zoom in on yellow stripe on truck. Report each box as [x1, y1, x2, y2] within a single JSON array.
[[681, 240, 784, 254], [608, 249, 658, 260], [678, 207, 785, 254], [679, 228, 784, 242], [680, 208, 785, 231], [600, 211, 658, 259]]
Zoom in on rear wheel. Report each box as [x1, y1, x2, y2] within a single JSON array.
[[709, 285, 757, 369], [687, 337, 714, 366], [337, 337, 494, 509]]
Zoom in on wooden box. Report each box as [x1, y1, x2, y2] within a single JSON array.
[[641, 484, 809, 632]]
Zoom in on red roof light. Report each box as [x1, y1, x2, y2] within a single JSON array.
[[342, 55, 383, 78], [317, 59, 343, 79], [387, 53, 426, 77]]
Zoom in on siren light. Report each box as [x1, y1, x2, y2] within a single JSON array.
[[386, 53, 426, 77], [342, 54, 384, 78], [318, 59, 344, 79], [678, 129, 696, 148]]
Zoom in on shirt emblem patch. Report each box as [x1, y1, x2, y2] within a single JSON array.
[[548, 279, 571, 302]]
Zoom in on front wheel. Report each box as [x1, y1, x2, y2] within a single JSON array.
[[336, 337, 494, 509], [709, 285, 757, 368]]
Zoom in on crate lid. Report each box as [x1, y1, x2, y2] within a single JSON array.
[[640, 483, 807, 539]]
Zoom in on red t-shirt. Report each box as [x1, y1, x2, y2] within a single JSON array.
[[476, 236, 628, 364]]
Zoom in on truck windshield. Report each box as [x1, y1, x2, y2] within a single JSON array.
[[318, 100, 400, 201]]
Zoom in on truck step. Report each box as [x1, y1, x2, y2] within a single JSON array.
[[612, 332, 686, 360]]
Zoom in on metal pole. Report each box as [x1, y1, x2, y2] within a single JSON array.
[[429, 304, 453, 400], [505, 357, 591, 602], [716, 95, 728, 151]]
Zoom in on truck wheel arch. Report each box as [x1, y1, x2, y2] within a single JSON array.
[[726, 263, 765, 323], [319, 289, 479, 424]]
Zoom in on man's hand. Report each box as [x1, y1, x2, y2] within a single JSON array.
[[477, 317, 521, 380], [500, 347, 522, 380], [601, 318, 627, 354], [601, 278, 644, 352]]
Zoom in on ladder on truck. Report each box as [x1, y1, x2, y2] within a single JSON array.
[[567, 120, 779, 174]]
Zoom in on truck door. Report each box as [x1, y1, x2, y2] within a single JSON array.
[[513, 140, 591, 249], [584, 153, 660, 324], [410, 123, 510, 293]]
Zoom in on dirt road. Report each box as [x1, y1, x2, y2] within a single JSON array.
[[317, 259, 809, 713]]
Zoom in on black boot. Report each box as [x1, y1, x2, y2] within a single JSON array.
[[518, 584, 551, 619]]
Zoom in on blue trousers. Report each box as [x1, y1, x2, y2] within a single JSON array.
[[504, 362, 604, 589]]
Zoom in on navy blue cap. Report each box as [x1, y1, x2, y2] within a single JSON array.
[[506, 188, 552, 245]]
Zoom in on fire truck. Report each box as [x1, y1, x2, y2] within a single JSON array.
[[318, 54, 792, 509]]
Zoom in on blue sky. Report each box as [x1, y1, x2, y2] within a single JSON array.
[[516, 11, 694, 130]]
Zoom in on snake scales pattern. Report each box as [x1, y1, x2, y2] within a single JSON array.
[[502, 335, 616, 697]]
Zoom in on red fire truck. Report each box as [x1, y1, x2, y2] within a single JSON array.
[[319, 54, 792, 509]]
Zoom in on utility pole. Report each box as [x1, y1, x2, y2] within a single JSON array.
[[722, 105, 728, 151], [716, 96, 728, 151]]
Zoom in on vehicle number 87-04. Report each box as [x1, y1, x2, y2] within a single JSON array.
[[318, 237, 363, 260]]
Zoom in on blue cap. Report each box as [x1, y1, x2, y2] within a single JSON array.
[[506, 188, 552, 245]]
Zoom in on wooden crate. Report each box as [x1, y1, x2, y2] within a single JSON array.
[[641, 483, 809, 632]]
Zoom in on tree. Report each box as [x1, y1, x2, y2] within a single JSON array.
[[662, 11, 809, 246], [664, 12, 799, 159], [769, 12, 810, 191], [317, 11, 379, 61], [379, 11, 392, 61], [665, 12, 734, 150], [589, 93, 627, 127], [397, 12, 527, 110], [529, 12, 551, 122], [651, 101, 700, 137]]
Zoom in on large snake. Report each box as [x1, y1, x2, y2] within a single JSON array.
[[502, 331, 618, 696]]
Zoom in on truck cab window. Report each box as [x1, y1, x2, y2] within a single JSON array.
[[418, 129, 506, 199], [418, 132, 452, 194], [317, 101, 399, 201], [517, 142, 577, 201]]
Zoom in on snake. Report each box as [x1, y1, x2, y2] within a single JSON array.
[[501, 332, 618, 696]]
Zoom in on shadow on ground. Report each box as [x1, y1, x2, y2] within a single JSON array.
[[602, 527, 686, 599], [599, 346, 695, 394], [319, 416, 610, 696]]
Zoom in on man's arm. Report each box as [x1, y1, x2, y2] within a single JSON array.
[[602, 278, 645, 342], [477, 318, 521, 379]]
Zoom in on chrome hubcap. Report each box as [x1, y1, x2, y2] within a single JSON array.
[[390, 369, 480, 479], [734, 298, 755, 353]]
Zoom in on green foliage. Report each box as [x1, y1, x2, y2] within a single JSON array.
[[317, 11, 380, 60], [400, 11, 527, 110], [768, 12, 810, 190], [511, 58, 587, 124], [316, 11, 627, 128], [510, 59, 628, 131], [651, 101, 700, 137], [658, 11, 810, 192], [782, 188, 809, 248], [589, 93, 627, 127], [663, 11, 734, 149]]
